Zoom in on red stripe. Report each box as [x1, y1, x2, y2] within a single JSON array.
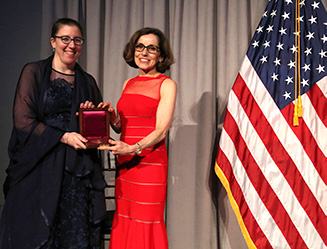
[[298, 84, 327, 185], [307, 83, 327, 126], [223, 109, 305, 248], [281, 100, 327, 186], [235, 74, 327, 245], [234, 74, 327, 247], [280, 105, 327, 242], [216, 145, 273, 248]]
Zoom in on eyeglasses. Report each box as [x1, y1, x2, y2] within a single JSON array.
[[54, 35, 85, 45], [135, 43, 160, 54]]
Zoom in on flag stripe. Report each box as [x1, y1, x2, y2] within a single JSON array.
[[229, 80, 324, 248], [281, 98, 327, 185], [216, 1, 327, 248], [218, 125, 282, 248], [221, 110, 299, 248], [233, 72, 327, 248], [215, 150, 269, 249], [240, 57, 327, 216], [239, 57, 327, 246], [305, 79, 327, 154]]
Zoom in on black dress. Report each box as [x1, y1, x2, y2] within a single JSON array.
[[41, 70, 101, 249], [0, 56, 106, 249]]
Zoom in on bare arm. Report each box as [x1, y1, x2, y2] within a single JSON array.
[[102, 78, 177, 155]]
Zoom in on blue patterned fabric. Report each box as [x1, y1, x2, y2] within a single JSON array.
[[42, 78, 101, 249]]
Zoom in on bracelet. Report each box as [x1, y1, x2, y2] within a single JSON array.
[[65, 133, 69, 144], [135, 142, 142, 155], [114, 117, 120, 126]]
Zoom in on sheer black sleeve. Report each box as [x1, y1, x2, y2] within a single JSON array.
[[6, 63, 64, 191]]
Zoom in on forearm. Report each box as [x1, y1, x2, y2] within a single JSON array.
[[110, 115, 122, 134], [133, 127, 169, 153]]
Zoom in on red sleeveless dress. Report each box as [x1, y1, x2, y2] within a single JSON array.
[[109, 74, 169, 249]]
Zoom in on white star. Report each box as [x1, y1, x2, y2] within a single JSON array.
[[257, 26, 264, 33], [263, 11, 268, 17], [321, 34, 327, 43], [301, 79, 309, 87], [290, 45, 298, 53], [316, 64, 325, 73], [304, 47, 312, 56], [271, 72, 279, 81], [294, 30, 301, 37], [274, 58, 281, 66], [252, 40, 259, 48], [308, 15, 317, 24], [288, 60, 296, 68], [312, 1, 320, 9], [277, 42, 284, 51], [271, 10, 277, 17], [306, 31, 315, 40], [299, 0, 305, 7], [263, 40, 271, 48], [279, 27, 287, 36], [319, 49, 327, 58], [285, 0, 293, 4], [260, 55, 268, 64], [297, 16, 304, 22], [285, 76, 293, 85], [324, 22, 327, 26], [266, 25, 274, 33], [302, 64, 311, 72], [282, 11, 290, 20], [283, 91, 291, 100]]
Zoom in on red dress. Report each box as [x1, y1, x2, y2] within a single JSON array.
[[109, 74, 169, 249]]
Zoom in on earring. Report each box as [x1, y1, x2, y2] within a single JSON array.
[[52, 47, 55, 52]]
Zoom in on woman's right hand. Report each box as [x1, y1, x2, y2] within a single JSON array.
[[61, 132, 88, 150], [98, 101, 120, 129]]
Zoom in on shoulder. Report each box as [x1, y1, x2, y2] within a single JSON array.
[[75, 63, 98, 85], [160, 77, 177, 98], [162, 77, 177, 91], [122, 78, 132, 91], [21, 61, 40, 74], [21, 56, 53, 77], [85, 71, 97, 84], [18, 62, 42, 88]]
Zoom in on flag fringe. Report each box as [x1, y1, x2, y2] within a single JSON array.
[[215, 162, 257, 249]]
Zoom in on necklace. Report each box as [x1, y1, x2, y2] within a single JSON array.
[[51, 67, 75, 76]]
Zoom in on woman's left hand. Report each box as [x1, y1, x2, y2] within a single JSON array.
[[97, 101, 114, 112], [80, 100, 95, 109], [98, 139, 136, 155], [98, 101, 121, 129], [76, 100, 95, 116]]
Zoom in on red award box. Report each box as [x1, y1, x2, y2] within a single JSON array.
[[79, 107, 110, 148]]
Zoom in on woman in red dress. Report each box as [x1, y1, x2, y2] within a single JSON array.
[[99, 27, 177, 248]]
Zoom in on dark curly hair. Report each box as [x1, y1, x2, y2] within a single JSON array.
[[123, 27, 175, 73], [51, 18, 84, 37]]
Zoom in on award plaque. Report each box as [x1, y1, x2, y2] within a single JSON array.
[[79, 107, 110, 148]]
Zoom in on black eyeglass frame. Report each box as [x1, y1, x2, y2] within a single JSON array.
[[134, 43, 160, 54], [54, 35, 85, 45]]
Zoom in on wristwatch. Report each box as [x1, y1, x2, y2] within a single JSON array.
[[135, 143, 142, 155]]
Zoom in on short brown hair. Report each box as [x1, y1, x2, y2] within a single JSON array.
[[123, 27, 175, 73]]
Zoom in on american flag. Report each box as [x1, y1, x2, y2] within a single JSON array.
[[215, 0, 327, 248]]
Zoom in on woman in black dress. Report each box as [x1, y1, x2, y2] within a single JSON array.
[[0, 18, 106, 249]]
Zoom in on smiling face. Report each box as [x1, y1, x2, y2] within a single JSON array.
[[134, 33, 162, 76], [50, 24, 83, 71]]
